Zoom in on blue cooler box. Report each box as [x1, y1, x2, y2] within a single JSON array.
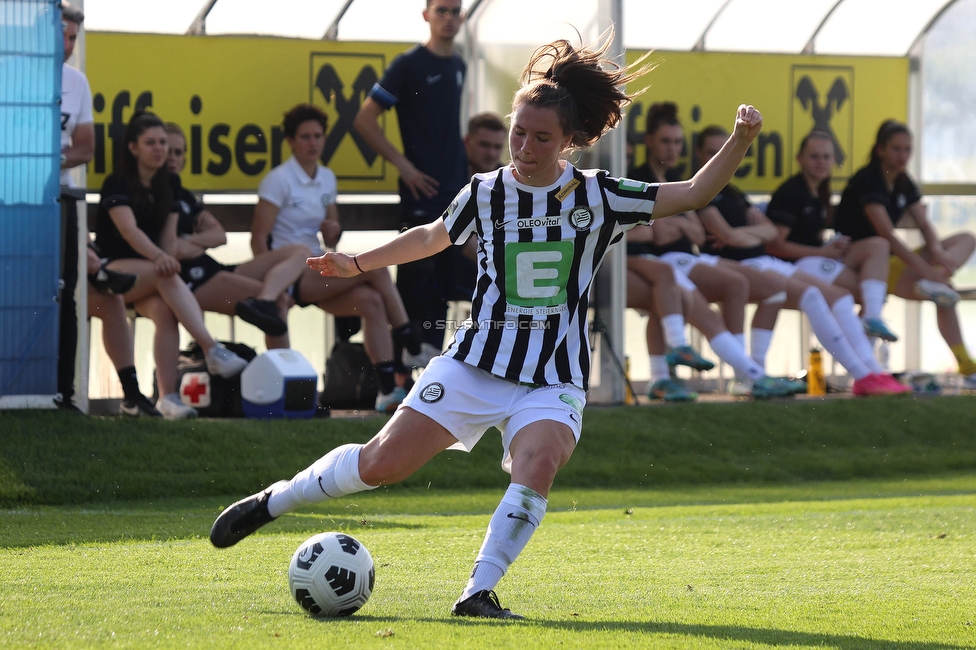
[[241, 349, 318, 419]]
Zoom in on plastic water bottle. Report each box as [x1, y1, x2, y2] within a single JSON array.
[[807, 348, 826, 395], [878, 340, 890, 372]]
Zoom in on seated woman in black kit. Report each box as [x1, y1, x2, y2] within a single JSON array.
[[765, 129, 897, 343], [164, 123, 309, 349], [833, 120, 976, 388], [94, 111, 248, 419], [86, 246, 160, 417]]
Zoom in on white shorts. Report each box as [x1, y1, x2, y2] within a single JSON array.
[[635, 254, 696, 291], [794, 256, 846, 284], [738, 254, 798, 278], [659, 252, 720, 283], [400, 355, 586, 474]]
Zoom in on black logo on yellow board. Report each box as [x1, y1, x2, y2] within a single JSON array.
[[790, 66, 854, 180], [310, 53, 385, 181]]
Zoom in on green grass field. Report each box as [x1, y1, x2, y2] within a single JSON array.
[[2, 397, 976, 648]]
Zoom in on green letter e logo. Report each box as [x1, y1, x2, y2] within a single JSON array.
[[505, 241, 573, 307]]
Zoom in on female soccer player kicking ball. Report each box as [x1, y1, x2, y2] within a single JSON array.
[[211, 33, 763, 619]]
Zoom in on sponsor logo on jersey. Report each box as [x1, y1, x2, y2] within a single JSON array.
[[517, 215, 560, 229], [617, 178, 648, 193], [568, 206, 592, 231], [504, 241, 573, 310], [445, 199, 459, 221], [420, 382, 445, 403], [554, 177, 581, 202]]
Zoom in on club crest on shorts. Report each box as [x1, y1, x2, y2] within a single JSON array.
[[568, 206, 592, 231], [419, 382, 445, 403], [820, 259, 838, 274]]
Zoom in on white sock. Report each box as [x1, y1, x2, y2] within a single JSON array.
[[860, 279, 888, 320], [267, 443, 376, 517], [749, 328, 774, 369], [661, 313, 688, 348], [649, 355, 670, 382], [831, 294, 884, 374], [709, 331, 765, 382], [799, 287, 870, 380], [460, 484, 547, 600]]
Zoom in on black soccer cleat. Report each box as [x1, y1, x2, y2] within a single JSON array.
[[451, 590, 525, 620], [209, 487, 278, 548], [234, 297, 287, 336]]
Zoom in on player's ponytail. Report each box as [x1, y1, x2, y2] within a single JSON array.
[[514, 30, 654, 151]]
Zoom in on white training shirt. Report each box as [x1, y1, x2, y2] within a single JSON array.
[[442, 162, 659, 390], [60, 63, 93, 187], [257, 155, 338, 255]]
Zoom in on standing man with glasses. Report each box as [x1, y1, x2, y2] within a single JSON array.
[[354, 0, 473, 364]]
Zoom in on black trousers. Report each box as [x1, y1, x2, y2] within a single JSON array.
[[56, 193, 79, 404], [396, 244, 476, 349]]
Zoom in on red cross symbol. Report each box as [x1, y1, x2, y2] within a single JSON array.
[[181, 373, 210, 405]]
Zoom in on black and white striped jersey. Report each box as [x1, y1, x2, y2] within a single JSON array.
[[441, 162, 659, 390]]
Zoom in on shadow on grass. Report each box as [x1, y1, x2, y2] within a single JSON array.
[[0, 512, 424, 549], [445, 617, 968, 649]]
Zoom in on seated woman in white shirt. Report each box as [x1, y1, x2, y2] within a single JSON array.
[[251, 104, 429, 413]]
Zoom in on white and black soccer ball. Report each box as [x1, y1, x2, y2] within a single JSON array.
[[288, 532, 374, 617]]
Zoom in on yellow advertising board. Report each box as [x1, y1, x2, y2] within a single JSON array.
[[85, 32, 411, 192], [624, 50, 909, 193], [86, 33, 908, 195]]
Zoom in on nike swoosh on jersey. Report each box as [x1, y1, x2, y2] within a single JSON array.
[[426, 74, 443, 84]]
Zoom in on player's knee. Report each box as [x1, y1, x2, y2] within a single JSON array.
[[357, 450, 405, 486], [286, 243, 314, 259], [356, 288, 386, 318], [727, 273, 749, 302], [513, 442, 570, 481], [863, 236, 889, 257]]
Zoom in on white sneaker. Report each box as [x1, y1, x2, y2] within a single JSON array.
[[726, 379, 753, 397], [914, 279, 959, 308], [402, 342, 440, 369], [156, 393, 198, 420], [205, 343, 248, 377]]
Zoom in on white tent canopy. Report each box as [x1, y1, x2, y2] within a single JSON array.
[[83, 0, 957, 56]]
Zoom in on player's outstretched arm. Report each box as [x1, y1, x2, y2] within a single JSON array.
[[652, 105, 762, 219], [308, 220, 452, 277]]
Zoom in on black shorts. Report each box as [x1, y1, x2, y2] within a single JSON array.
[[180, 254, 235, 291]]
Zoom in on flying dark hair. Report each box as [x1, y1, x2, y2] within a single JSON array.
[[282, 103, 328, 139], [870, 119, 910, 165], [116, 111, 173, 234], [513, 31, 654, 151], [645, 101, 680, 136]]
